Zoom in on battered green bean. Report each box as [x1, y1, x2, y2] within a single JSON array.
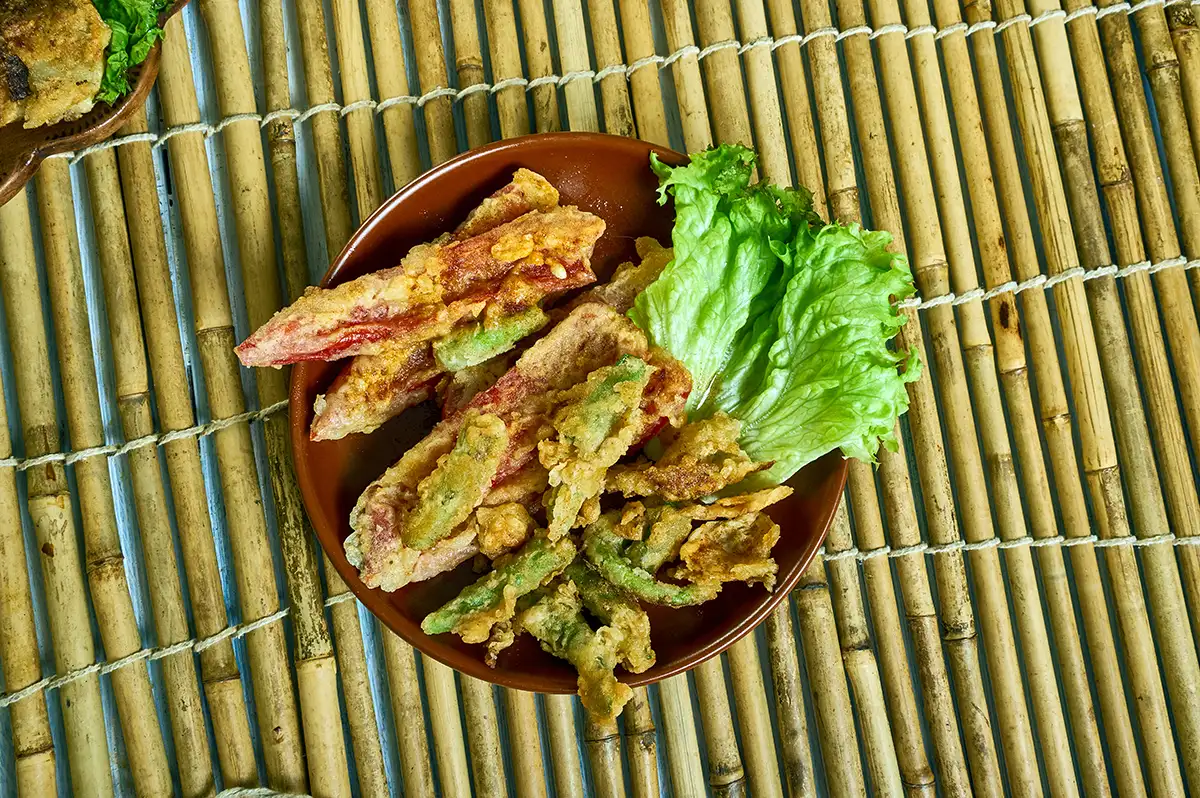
[[403, 412, 508, 550], [433, 306, 549, 371], [582, 515, 720, 607], [542, 356, 652, 538], [624, 506, 694, 574], [564, 561, 654, 673], [517, 581, 633, 724], [421, 533, 576, 640]]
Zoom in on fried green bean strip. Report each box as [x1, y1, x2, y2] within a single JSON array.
[[433, 306, 549, 371], [564, 561, 654, 673], [517, 581, 633, 724], [624, 506, 694, 574], [582, 515, 720, 607], [421, 533, 577, 639], [403, 412, 508, 550], [542, 356, 652, 539]]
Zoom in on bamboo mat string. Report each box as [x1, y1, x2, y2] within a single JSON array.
[[156, 19, 308, 790]]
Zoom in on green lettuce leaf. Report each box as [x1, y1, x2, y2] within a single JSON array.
[[709, 223, 920, 487], [95, 0, 168, 104], [630, 144, 919, 488], [628, 145, 816, 411]]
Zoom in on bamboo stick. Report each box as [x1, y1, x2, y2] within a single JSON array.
[[85, 147, 216, 798], [1168, 5, 1200, 294], [0, 190, 113, 798], [1017, 0, 1200, 784], [1135, 4, 1200, 311], [792, 555, 868, 797], [657, 676, 706, 797], [410, 0, 460, 164], [461, 678, 508, 798], [382, 631, 436, 797], [659, 0, 713, 150], [823, 506, 907, 796], [858, 3, 1054, 793], [33, 161, 174, 797], [364, 0, 426, 187], [587, 0, 636, 136], [623, 688, 660, 798], [505, 690, 549, 798], [584, 711, 625, 798], [829, 3, 1000, 792], [547, 695, 586, 797], [0, 324, 56, 798], [733, 0, 789, 184], [976, 2, 1189, 796], [762, 0, 826, 215], [449, 0, 493, 147], [762, 606, 816, 798], [892, 4, 1089, 794], [725, 637, 784, 798], [263, 7, 393, 796], [423, 658, 472, 795], [293, 0, 355, 252], [1120, 0, 1200, 637], [199, 6, 352, 795], [116, 107, 259, 787], [330, 0, 387, 213], [516, 0, 562, 132], [691, 659, 745, 797], [482, 0, 532, 138], [552, 0, 601, 131], [158, 21, 307, 790], [616, 0, 669, 145], [694, 0, 752, 148], [934, 5, 1137, 795]]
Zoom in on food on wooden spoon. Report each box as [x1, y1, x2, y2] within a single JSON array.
[[0, 0, 169, 128]]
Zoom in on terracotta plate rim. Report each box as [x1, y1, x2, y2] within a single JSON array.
[[291, 131, 846, 692]]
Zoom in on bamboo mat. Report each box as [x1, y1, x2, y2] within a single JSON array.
[[1, 0, 1200, 794]]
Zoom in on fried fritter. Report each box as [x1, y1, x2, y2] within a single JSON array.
[[607, 412, 768, 501], [474, 503, 537, 559], [565, 561, 654, 673], [515, 581, 633, 725], [675, 512, 781, 590]]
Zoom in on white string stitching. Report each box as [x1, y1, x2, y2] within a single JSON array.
[[49, 0, 1168, 164], [217, 789, 311, 798], [0, 400, 288, 471], [821, 532, 1200, 563], [0, 592, 356, 710]]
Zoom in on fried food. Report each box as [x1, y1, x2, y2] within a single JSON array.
[[421, 533, 577, 642], [607, 412, 768, 501], [404, 412, 508, 550], [564, 561, 654, 673], [474, 503, 537, 559], [433, 307, 549, 372], [540, 355, 654, 539], [235, 205, 604, 367], [566, 237, 673, 316], [345, 522, 479, 593], [455, 168, 559, 238], [624, 505, 695, 573], [310, 341, 441, 441], [439, 354, 517, 416], [515, 581, 633, 725], [683, 485, 791, 521], [0, 0, 109, 128], [675, 512, 781, 590], [582, 513, 720, 607]]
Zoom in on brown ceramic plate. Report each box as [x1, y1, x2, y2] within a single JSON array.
[[291, 132, 847, 692], [0, 0, 190, 206]]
